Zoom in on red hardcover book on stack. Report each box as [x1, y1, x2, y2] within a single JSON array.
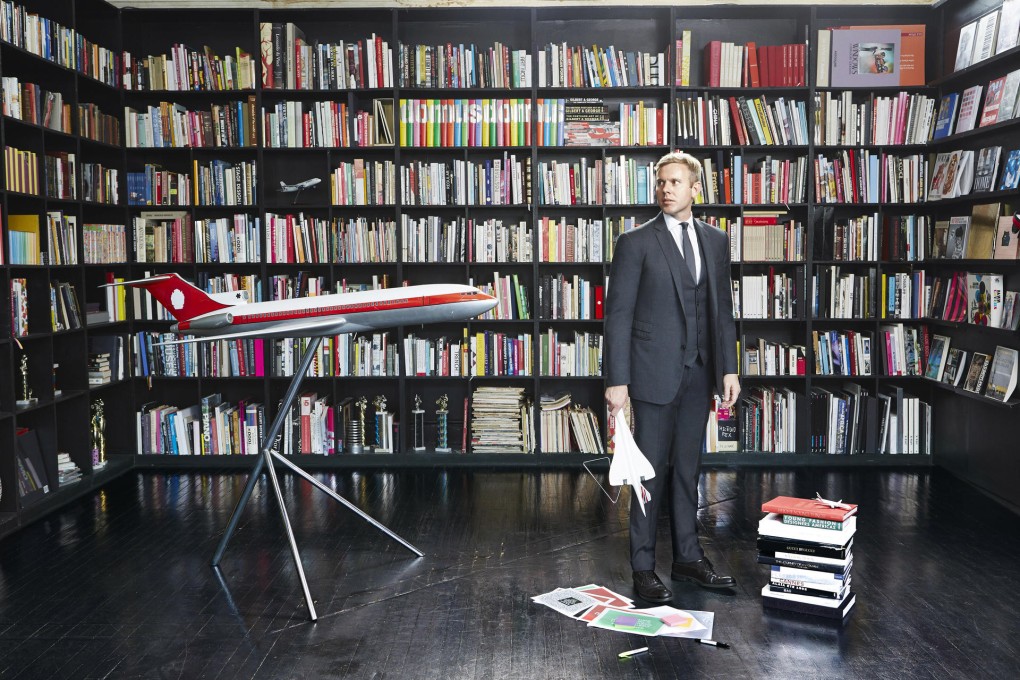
[[761, 495, 858, 522]]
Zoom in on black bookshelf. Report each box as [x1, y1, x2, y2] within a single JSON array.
[[5, 0, 1020, 538]]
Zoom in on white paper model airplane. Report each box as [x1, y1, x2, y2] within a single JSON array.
[[277, 178, 321, 203], [608, 409, 655, 515], [104, 273, 497, 345]]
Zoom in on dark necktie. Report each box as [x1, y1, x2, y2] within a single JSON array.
[[681, 221, 698, 282]]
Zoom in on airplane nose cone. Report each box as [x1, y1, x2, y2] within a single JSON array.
[[475, 294, 498, 317]]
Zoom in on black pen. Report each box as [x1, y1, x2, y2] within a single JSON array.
[[696, 638, 730, 649]]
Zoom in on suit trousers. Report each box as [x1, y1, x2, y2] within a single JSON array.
[[628, 357, 713, 571]]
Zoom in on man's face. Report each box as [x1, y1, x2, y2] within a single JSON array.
[[655, 163, 701, 219]]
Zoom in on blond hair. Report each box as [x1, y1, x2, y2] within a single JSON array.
[[654, 151, 702, 185]]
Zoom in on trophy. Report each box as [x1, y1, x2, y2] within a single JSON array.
[[91, 399, 107, 468], [16, 355, 37, 407], [373, 395, 391, 453], [347, 396, 368, 454], [412, 394, 426, 451], [435, 394, 451, 453]]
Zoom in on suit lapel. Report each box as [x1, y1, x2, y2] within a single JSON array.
[[653, 216, 689, 311]]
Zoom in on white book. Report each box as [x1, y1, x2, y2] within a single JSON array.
[[816, 29, 831, 87], [761, 584, 856, 609], [997, 0, 1020, 54], [996, 69, 1020, 124], [772, 574, 851, 594], [759, 513, 856, 544], [956, 84, 984, 134], [973, 10, 1001, 63], [955, 20, 979, 70], [772, 564, 851, 582]]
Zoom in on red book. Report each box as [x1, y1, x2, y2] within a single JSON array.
[[594, 285, 604, 319], [461, 396, 469, 453], [727, 97, 748, 146], [795, 43, 805, 87], [757, 46, 769, 87], [747, 42, 760, 87], [762, 496, 858, 521], [704, 41, 722, 87], [771, 45, 782, 89]]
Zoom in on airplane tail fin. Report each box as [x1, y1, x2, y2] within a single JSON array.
[[103, 273, 241, 322]]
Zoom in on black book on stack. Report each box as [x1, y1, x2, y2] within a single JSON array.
[[758, 496, 858, 620]]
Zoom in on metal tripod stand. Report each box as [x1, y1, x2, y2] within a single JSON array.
[[210, 336, 423, 621]]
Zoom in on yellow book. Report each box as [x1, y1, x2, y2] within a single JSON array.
[[425, 99, 434, 147], [680, 29, 692, 87], [880, 274, 887, 319], [476, 331, 486, 376], [753, 98, 774, 145], [399, 99, 408, 147], [509, 99, 518, 147]]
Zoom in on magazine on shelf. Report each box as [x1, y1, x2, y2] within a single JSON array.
[[984, 346, 1018, 402]]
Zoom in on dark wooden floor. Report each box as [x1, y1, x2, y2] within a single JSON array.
[[0, 464, 1018, 679]]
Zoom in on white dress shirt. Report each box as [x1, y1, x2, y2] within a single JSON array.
[[664, 214, 702, 282]]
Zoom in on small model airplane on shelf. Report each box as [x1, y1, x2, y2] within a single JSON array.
[[104, 273, 497, 345], [277, 177, 321, 204]]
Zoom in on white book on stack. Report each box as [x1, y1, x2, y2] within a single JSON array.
[[758, 512, 856, 544]]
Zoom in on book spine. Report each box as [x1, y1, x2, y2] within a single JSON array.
[[782, 514, 845, 531], [763, 502, 853, 521]]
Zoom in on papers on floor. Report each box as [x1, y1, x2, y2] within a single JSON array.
[[532, 584, 714, 638]]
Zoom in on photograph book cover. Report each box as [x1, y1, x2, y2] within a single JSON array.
[[829, 29, 901, 88]]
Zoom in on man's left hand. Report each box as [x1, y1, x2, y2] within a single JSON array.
[[720, 374, 741, 408]]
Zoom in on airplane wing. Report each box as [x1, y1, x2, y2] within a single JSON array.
[[608, 410, 655, 515], [153, 317, 346, 346]]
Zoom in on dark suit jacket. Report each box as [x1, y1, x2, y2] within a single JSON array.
[[605, 212, 738, 404]]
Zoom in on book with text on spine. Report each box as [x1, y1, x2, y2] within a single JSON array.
[[762, 495, 858, 522], [761, 585, 857, 619], [760, 513, 857, 545]]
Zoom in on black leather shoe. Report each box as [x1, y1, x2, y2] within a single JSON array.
[[633, 570, 673, 603], [670, 558, 736, 589]]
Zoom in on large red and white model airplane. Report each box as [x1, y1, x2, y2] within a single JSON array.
[[105, 272, 497, 344]]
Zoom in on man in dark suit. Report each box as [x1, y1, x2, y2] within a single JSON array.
[[604, 152, 740, 603]]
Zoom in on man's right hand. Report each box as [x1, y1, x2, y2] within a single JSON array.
[[605, 385, 629, 414]]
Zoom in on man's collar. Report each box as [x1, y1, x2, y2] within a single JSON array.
[[662, 213, 691, 229]]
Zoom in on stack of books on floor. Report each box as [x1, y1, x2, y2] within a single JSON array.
[[758, 495, 857, 620]]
